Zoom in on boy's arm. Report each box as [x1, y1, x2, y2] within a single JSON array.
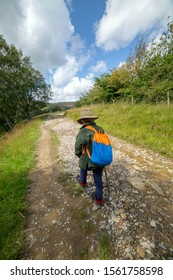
[[75, 131, 86, 158]]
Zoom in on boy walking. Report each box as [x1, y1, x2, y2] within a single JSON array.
[[75, 109, 105, 205]]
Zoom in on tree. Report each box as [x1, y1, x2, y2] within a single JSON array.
[[138, 18, 173, 102], [0, 34, 52, 131], [0, 36, 21, 129], [75, 17, 173, 106]]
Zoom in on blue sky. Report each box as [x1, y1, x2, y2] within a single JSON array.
[[0, 0, 173, 102]]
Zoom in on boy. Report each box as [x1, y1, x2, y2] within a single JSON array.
[[75, 109, 105, 205]]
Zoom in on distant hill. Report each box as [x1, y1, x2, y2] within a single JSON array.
[[44, 101, 76, 113], [56, 101, 76, 108]]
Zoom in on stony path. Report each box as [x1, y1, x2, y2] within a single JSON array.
[[22, 117, 173, 260]]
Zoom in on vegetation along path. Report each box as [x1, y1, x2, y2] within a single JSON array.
[[22, 116, 173, 260]]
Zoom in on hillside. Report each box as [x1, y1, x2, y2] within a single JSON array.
[[66, 103, 173, 159]]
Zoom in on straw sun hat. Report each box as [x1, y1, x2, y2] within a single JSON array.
[[77, 109, 98, 124]]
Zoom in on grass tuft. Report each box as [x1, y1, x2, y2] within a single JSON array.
[[98, 231, 112, 260]]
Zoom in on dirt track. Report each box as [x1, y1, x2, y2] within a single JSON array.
[[22, 116, 173, 260]]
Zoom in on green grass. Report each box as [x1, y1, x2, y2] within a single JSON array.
[[70, 203, 89, 220], [50, 129, 59, 157], [0, 119, 42, 259], [98, 231, 112, 259], [66, 103, 173, 158], [58, 171, 83, 196]]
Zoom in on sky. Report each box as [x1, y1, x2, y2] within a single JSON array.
[[0, 0, 173, 103]]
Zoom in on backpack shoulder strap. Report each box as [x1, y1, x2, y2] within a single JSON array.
[[85, 125, 97, 133], [84, 125, 97, 159]]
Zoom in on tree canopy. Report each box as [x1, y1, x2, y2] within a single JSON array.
[[0, 34, 52, 132], [77, 18, 173, 106]]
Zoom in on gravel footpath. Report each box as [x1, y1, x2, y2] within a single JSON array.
[[23, 116, 173, 260]]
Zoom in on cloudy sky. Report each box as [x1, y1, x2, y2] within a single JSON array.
[[1, 0, 173, 102]]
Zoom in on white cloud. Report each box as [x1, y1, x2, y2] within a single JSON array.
[[90, 60, 107, 73], [0, 0, 93, 102], [95, 0, 173, 51], [51, 50, 92, 100], [0, 0, 75, 72], [118, 61, 126, 68], [52, 55, 79, 87], [52, 73, 95, 102]]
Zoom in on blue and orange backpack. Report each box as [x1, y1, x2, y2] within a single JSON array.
[[85, 125, 113, 167]]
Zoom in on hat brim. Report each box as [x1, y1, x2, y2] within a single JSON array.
[[77, 116, 98, 124]]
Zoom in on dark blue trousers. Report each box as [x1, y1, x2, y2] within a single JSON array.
[[80, 167, 103, 200]]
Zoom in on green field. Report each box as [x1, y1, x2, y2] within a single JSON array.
[[66, 103, 173, 159]]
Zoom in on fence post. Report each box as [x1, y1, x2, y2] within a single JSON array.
[[131, 95, 134, 105], [167, 92, 170, 106]]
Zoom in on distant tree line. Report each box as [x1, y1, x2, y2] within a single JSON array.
[[77, 18, 173, 107], [0, 34, 52, 133]]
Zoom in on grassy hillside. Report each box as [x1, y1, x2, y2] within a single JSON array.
[[66, 103, 173, 159], [0, 119, 42, 259]]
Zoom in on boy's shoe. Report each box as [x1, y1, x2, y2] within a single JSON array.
[[91, 192, 104, 205], [76, 175, 87, 187]]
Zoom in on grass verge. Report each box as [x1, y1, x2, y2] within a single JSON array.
[[66, 103, 173, 158], [0, 119, 42, 259]]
